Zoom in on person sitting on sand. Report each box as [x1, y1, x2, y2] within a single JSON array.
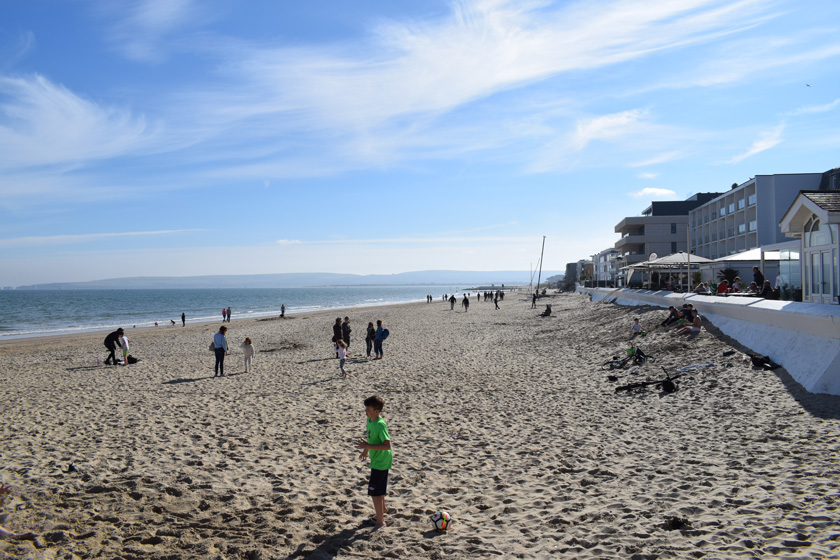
[[539, 304, 552, 317], [659, 306, 680, 327], [631, 317, 645, 338], [672, 314, 702, 336]]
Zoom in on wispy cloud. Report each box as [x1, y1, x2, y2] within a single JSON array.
[[789, 98, 840, 115], [102, 0, 203, 62], [629, 187, 676, 198], [726, 123, 784, 164], [637, 172, 659, 179], [0, 74, 157, 172], [0, 229, 205, 248], [629, 151, 682, 167]]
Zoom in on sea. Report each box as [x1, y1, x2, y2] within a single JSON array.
[[0, 286, 464, 340]]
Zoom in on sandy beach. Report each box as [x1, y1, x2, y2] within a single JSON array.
[[1, 292, 839, 559]]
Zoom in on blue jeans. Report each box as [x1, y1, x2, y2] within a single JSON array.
[[374, 340, 383, 357]]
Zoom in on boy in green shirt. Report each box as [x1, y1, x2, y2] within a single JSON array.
[[356, 395, 392, 531]]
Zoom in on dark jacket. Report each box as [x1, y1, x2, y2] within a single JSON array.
[[104, 330, 122, 350]]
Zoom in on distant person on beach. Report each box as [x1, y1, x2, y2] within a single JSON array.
[[213, 325, 229, 376], [494, 293, 500, 310], [281, 304, 286, 318], [374, 320, 385, 359], [365, 322, 376, 358], [449, 295, 456, 310], [119, 331, 130, 366], [222, 308, 227, 321], [342, 317, 352, 348], [462, 295, 469, 312], [337, 340, 349, 378], [332, 318, 342, 358], [631, 318, 645, 338], [240, 337, 255, 373], [355, 395, 392, 531], [181, 312, 186, 327], [226, 307, 232, 322], [539, 304, 552, 317], [532, 293, 537, 309], [103, 328, 123, 365]]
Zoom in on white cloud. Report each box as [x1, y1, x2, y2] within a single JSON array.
[[629, 187, 677, 198], [726, 123, 784, 164], [638, 172, 659, 179], [0, 229, 205, 248], [0, 74, 156, 172], [103, 0, 202, 62], [790, 98, 840, 115], [275, 239, 301, 245]]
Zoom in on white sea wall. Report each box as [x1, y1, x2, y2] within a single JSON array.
[[578, 287, 840, 396]]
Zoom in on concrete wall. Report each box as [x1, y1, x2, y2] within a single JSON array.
[[578, 286, 840, 395]]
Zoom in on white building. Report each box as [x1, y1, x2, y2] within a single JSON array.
[[688, 174, 823, 260]]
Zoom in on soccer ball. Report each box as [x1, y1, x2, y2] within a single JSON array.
[[430, 510, 452, 532]]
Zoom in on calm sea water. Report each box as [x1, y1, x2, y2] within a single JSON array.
[[0, 286, 462, 340]]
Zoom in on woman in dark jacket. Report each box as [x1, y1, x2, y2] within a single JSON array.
[[365, 322, 376, 358]]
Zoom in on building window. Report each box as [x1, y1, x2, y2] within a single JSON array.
[[738, 223, 746, 234], [720, 207, 726, 217], [671, 223, 677, 234], [738, 199, 745, 210], [728, 203, 735, 214], [748, 220, 756, 232], [748, 194, 756, 205], [671, 242, 678, 253]]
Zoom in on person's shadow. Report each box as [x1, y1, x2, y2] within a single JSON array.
[[282, 526, 364, 559]]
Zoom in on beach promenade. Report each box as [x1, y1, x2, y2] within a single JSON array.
[[1, 293, 839, 559]]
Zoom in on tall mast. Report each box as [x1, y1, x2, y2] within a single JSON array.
[[535, 236, 546, 294]]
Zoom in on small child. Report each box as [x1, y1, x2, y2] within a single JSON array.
[[355, 395, 392, 531], [240, 337, 256, 373], [337, 339, 349, 378], [631, 318, 644, 338], [119, 332, 130, 366]]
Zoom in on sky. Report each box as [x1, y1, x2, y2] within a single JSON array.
[[2, 0, 840, 286]]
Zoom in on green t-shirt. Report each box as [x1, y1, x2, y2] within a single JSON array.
[[366, 417, 393, 471]]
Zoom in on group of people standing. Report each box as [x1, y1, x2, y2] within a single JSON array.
[[221, 307, 232, 322], [211, 325, 256, 377], [331, 317, 387, 377]]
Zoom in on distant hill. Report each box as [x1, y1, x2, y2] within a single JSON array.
[[15, 270, 563, 290]]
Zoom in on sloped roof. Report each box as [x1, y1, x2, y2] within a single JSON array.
[[802, 191, 840, 212]]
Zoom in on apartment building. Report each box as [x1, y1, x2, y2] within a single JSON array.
[[688, 174, 823, 259], [615, 194, 721, 267], [593, 247, 620, 287]]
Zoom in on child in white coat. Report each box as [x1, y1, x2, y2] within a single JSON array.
[[240, 337, 256, 373]]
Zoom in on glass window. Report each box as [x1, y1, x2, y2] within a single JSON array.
[[720, 207, 726, 217], [729, 203, 735, 213], [810, 219, 832, 246], [727, 227, 735, 237], [812, 253, 820, 296], [671, 223, 677, 234], [748, 220, 756, 232], [748, 194, 756, 205], [738, 199, 745, 210], [738, 224, 746, 234], [823, 252, 832, 298], [835, 250, 838, 301]]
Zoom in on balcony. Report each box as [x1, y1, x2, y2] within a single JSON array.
[[615, 235, 646, 250]]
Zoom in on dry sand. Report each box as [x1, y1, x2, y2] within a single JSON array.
[[1, 293, 839, 559]]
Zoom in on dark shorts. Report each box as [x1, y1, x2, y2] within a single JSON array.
[[367, 469, 389, 497]]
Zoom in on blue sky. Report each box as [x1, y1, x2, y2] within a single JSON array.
[[2, 0, 840, 286]]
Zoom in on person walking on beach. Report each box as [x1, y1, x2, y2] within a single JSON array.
[[531, 293, 537, 309], [342, 317, 352, 349], [337, 340, 349, 378], [462, 294, 469, 312], [281, 304, 285, 318], [119, 331, 130, 366], [103, 328, 123, 365], [240, 337, 256, 373], [355, 395, 392, 531], [449, 294, 456, 310], [373, 320, 385, 359], [181, 312, 186, 327], [494, 292, 500, 310], [222, 308, 227, 322], [213, 325, 229, 376], [226, 307, 232, 323]]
